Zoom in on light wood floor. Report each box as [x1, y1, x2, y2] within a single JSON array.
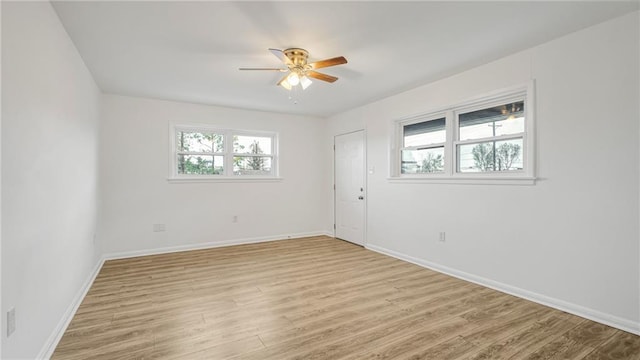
[[53, 236, 639, 360]]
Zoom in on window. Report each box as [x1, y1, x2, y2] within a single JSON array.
[[393, 83, 534, 184], [401, 117, 446, 174], [456, 100, 525, 173], [233, 135, 273, 176], [170, 125, 278, 181], [176, 130, 224, 175]]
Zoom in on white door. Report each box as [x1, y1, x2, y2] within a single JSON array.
[[334, 131, 365, 245]]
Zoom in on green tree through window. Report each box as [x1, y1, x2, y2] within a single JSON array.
[[471, 142, 521, 171], [247, 140, 265, 170], [177, 132, 223, 175]]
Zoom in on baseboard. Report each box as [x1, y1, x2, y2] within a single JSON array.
[[103, 231, 331, 260], [366, 243, 640, 336], [36, 256, 105, 360], [321, 230, 335, 238]]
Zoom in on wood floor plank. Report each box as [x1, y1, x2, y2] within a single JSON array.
[[467, 312, 582, 359], [52, 236, 640, 360], [582, 331, 640, 360], [339, 316, 471, 359]]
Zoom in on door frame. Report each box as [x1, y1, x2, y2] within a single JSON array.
[[333, 129, 367, 246]]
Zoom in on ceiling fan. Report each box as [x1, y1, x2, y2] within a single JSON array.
[[239, 48, 347, 91]]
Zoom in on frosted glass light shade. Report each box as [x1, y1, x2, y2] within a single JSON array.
[[280, 79, 292, 90], [300, 76, 312, 90], [287, 72, 300, 86]]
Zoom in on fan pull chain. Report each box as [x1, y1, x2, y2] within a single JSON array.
[[288, 85, 300, 104]]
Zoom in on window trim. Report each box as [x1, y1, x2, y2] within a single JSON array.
[[390, 82, 536, 185], [168, 123, 281, 182]]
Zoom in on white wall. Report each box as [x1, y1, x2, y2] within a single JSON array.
[[1, 2, 101, 359], [0, 1, 4, 357], [327, 12, 640, 332], [99, 94, 329, 256]]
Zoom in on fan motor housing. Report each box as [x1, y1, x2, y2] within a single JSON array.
[[284, 48, 309, 66]]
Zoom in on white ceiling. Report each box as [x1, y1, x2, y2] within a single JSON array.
[[51, 1, 638, 117]]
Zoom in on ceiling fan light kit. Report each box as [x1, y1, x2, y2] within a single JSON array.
[[240, 47, 347, 96]]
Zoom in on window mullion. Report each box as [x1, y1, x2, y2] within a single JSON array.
[[445, 110, 455, 176], [177, 151, 218, 156], [225, 131, 233, 176], [402, 142, 446, 151], [455, 133, 524, 146], [234, 154, 274, 158]]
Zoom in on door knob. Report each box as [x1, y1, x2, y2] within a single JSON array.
[[358, 196, 364, 200]]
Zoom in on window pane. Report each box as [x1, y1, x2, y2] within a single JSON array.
[[177, 155, 224, 175], [234, 135, 272, 155], [458, 138, 523, 172], [403, 118, 446, 147], [459, 101, 524, 141], [176, 131, 223, 153], [401, 147, 444, 174], [233, 156, 272, 175]]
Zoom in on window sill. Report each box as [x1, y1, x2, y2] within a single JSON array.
[[387, 176, 536, 186], [168, 177, 283, 184]]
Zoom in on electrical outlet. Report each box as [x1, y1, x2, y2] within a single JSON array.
[[232, 215, 238, 223], [439, 232, 446, 242], [152, 224, 166, 232], [7, 308, 16, 337]]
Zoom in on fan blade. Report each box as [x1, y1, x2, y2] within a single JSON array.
[[239, 67, 287, 72], [307, 70, 338, 83], [269, 48, 293, 65], [308, 56, 347, 70]]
